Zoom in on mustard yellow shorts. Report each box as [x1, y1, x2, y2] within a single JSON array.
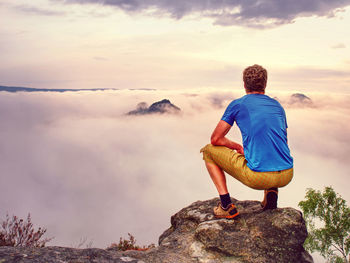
[[200, 144, 293, 190]]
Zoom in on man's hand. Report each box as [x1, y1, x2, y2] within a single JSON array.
[[211, 120, 244, 155], [235, 144, 244, 155]]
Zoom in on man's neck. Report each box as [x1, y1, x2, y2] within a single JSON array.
[[246, 91, 265, 95]]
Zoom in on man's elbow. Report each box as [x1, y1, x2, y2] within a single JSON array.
[[211, 136, 220, 146]]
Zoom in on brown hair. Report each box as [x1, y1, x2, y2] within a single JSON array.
[[243, 64, 267, 92]]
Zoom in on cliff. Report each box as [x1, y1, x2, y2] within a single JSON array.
[[0, 198, 313, 263]]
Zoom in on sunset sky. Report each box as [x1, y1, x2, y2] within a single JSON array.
[[1, 0, 349, 92], [1, 1, 350, 262]]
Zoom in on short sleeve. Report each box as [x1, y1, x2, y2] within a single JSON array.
[[221, 100, 240, 126]]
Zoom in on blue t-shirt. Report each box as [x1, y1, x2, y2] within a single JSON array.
[[221, 94, 293, 172]]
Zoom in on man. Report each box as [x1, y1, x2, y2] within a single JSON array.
[[200, 64, 293, 219]]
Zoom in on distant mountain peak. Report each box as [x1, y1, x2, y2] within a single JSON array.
[[289, 93, 313, 106], [127, 99, 181, 115], [291, 93, 311, 101]]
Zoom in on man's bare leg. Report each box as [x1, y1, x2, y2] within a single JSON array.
[[205, 161, 229, 195], [205, 161, 239, 218]]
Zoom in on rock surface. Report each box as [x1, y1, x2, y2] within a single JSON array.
[[0, 198, 313, 263], [0, 246, 143, 263]]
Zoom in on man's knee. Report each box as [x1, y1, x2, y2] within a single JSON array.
[[200, 144, 214, 154], [200, 144, 215, 164]]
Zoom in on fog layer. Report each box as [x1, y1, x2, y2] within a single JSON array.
[[0, 89, 349, 249]]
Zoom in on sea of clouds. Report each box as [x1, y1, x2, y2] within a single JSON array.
[[0, 89, 349, 254]]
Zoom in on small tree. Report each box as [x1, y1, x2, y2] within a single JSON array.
[[298, 186, 350, 263], [0, 213, 53, 247]]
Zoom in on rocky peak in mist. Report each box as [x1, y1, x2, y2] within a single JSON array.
[[0, 198, 313, 263], [127, 99, 181, 115], [274, 93, 313, 107], [289, 93, 312, 105], [284, 93, 313, 108]]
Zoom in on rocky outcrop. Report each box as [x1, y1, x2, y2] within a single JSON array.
[[127, 99, 181, 115], [0, 198, 313, 263]]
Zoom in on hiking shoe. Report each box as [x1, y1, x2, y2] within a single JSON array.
[[261, 188, 278, 210], [213, 203, 240, 219]]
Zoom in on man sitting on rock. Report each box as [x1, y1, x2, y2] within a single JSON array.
[[200, 64, 294, 219]]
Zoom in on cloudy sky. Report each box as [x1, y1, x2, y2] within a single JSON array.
[[1, 0, 350, 91], [1, 1, 350, 262]]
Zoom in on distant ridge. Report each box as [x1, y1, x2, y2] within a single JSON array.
[[0, 85, 118, 93]]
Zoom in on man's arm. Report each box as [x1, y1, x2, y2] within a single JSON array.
[[211, 120, 244, 154]]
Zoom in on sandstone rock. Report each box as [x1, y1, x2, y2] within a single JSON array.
[[155, 198, 313, 263], [0, 198, 313, 263]]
